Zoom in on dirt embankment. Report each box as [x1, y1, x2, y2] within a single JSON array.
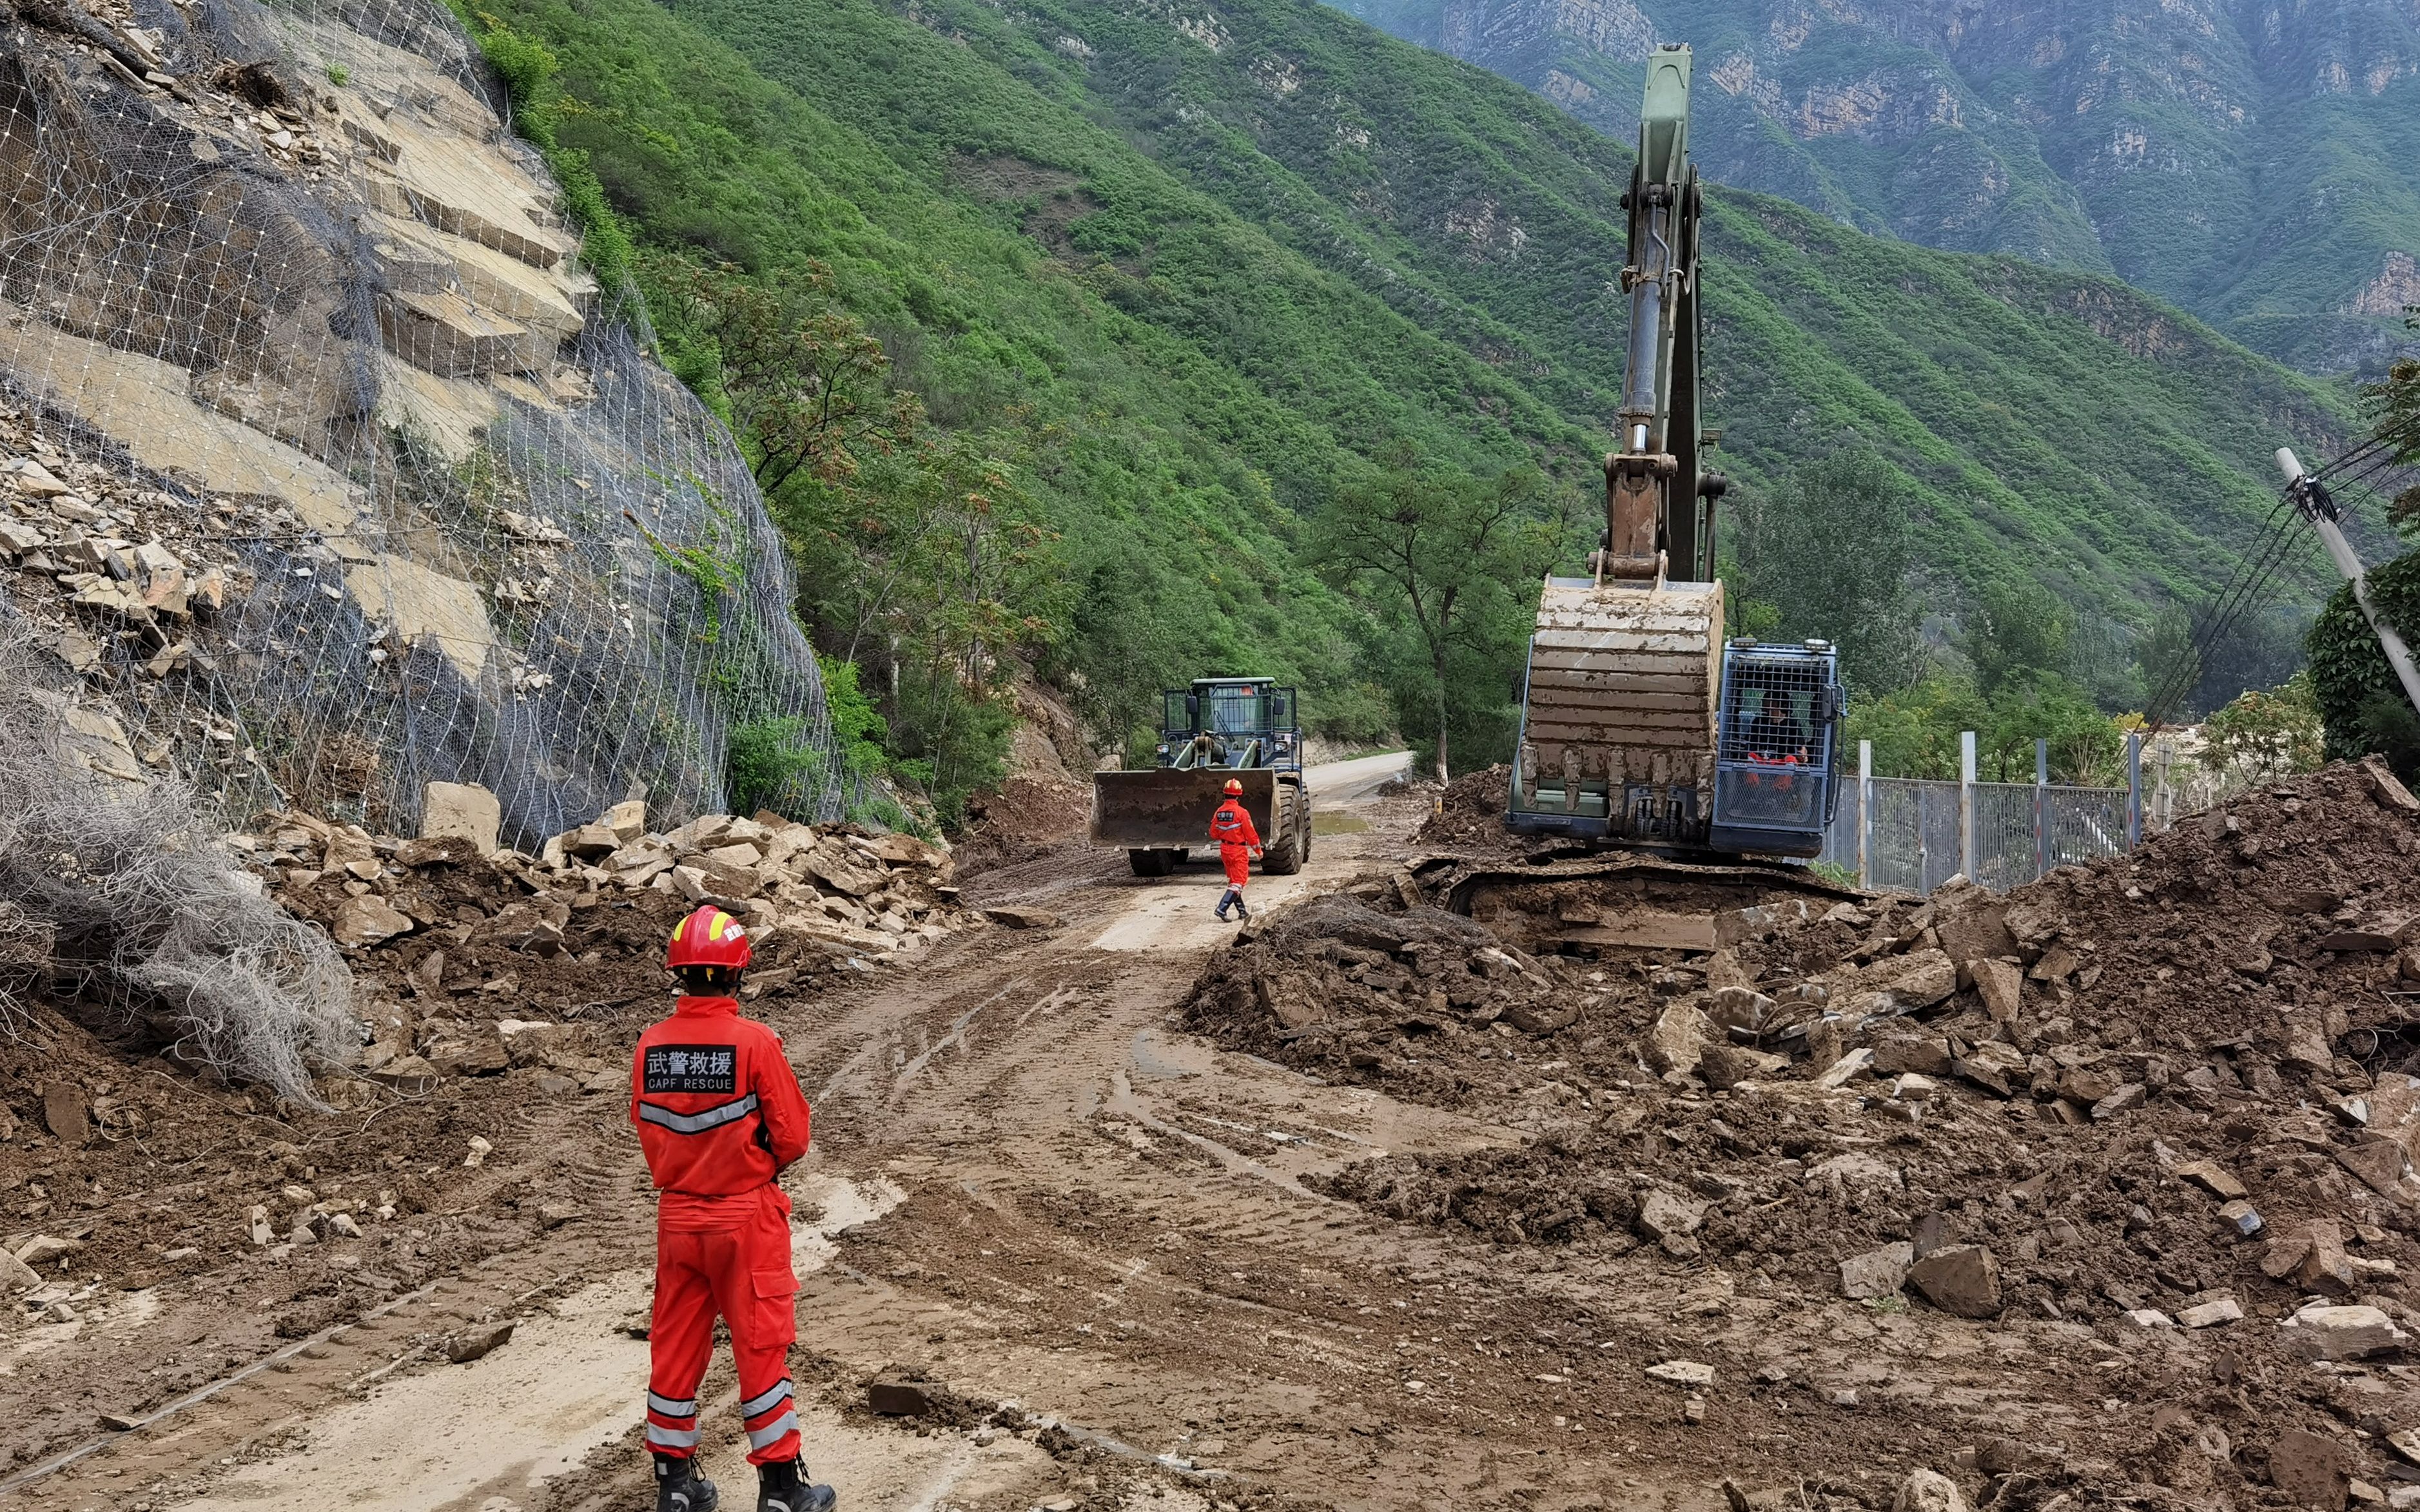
[[1184, 759, 2420, 1507]]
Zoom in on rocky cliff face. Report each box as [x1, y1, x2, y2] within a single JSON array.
[[0, 0, 848, 841], [1333, 0, 2420, 374]]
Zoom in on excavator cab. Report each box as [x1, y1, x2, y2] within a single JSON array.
[[1706, 641, 1842, 857]]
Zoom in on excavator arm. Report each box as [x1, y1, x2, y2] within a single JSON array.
[[1605, 45, 1724, 585]]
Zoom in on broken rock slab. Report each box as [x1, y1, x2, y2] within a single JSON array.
[[420, 781, 501, 855], [333, 894, 415, 948], [982, 906, 1060, 930], [2179, 1297, 2243, 1328], [441, 1321, 515, 1364], [1643, 1359, 1713, 1388], [2283, 1303, 2409, 1361], [1839, 1241, 1914, 1300], [1906, 1244, 2001, 1318]]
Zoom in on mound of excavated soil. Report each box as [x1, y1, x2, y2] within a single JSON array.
[[1412, 764, 1519, 853], [1182, 759, 2420, 1505]]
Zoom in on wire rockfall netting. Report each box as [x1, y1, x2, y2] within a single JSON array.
[[0, 0, 850, 851]]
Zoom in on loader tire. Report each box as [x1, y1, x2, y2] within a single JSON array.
[[1127, 848, 1175, 878], [1262, 786, 1305, 876]]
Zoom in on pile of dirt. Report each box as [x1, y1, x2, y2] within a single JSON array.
[[1183, 759, 2420, 1506], [1412, 764, 1517, 852]]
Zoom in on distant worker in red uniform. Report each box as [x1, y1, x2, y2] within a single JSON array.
[[632, 906, 837, 1512], [1209, 777, 1264, 922]]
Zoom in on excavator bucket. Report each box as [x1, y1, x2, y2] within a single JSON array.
[[1508, 574, 1723, 844], [1089, 768, 1276, 849]]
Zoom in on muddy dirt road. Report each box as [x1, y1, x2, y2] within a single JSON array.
[[13, 751, 2071, 1512]]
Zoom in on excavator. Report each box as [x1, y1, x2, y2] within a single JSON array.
[[1440, 45, 1855, 951], [1507, 43, 1842, 858]]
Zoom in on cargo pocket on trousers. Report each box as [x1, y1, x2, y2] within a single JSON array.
[[751, 1268, 799, 1347]]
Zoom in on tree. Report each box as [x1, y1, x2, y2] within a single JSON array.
[[1964, 578, 2073, 695], [1308, 453, 1557, 783], [1730, 447, 1926, 694], [2307, 305, 2420, 777], [2199, 673, 2325, 784], [642, 253, 922, 499]]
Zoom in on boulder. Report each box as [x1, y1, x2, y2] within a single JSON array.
[[561, 824, 620, 860], [1634, 1188, 1708, 1242], [601, 799, 647, 842], [1971, 958, 2024, 1023], [420, 781, 501, 854], [2283, 1303, 2408, 1361], [2269, 1428, 2351, 1509], [1875, 947, 1957, 1009], [802, 844, 886, 898], [1891, 1469, 1971, 1512], [41, 1083, 88, 1145], [1814, 1048, 1875, 1090], [1643, 1002, 1714, 1078], [333, 894, 415, 947], [2173, 1160, 2247, 1200], [1932, 895, 2016, 971], [1906, 1243, 2000, 1318], [1839, 1241, 1914, 1300]]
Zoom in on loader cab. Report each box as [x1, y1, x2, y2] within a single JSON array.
[[1707, 640, 1842, 857], [1155, 677, 1302, 771]]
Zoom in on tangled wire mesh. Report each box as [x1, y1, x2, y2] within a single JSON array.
[[0, 614, 353, 1103]]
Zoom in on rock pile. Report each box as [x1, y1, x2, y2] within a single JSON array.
[[251, 791, 965, 1092], [1186, 759, 2420, 1506]]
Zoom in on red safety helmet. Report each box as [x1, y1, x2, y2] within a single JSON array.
[[1223, 779, 1243, 795], [666, 906, 752, 971]]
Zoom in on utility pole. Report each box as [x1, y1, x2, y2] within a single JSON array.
[[2278, 448, 2420, 721]]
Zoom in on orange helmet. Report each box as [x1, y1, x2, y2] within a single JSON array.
[[1223, 779, 1243, 795], [667, 906, 751, 971]]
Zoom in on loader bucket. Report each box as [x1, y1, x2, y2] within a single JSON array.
[[1090, 768, 1276, 849]]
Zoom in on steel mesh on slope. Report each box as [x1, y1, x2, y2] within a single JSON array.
[[0, 0, 848, 850]]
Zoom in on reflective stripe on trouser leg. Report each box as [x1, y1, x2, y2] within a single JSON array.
[[646, 1417, 703, 1451], [738, 1360, 801, 1463], [746, 1407, 802, 1452]]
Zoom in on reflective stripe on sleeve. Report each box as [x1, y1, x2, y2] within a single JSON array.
[[636, 1092, 761, 1135], [647, 1421, 703, 1449], [746, 1408, 802, 1450], [648, 1391, 698, 1418], [740, 1379, 794, 1420]]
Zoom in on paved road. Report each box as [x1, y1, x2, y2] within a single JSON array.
[[1305, 748, 1412, 807]]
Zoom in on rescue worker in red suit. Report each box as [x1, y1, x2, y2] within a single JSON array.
[[1209, 777, 1264, 921], [633, 907, 837, 1512]]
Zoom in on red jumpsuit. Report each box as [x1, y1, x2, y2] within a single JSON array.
[[630, 996, 813, 1466], [1209, 797, 1263, 887]]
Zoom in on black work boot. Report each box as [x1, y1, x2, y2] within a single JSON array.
[[757, 1458, 837, 1512], [654, 1451, 718, 1512]]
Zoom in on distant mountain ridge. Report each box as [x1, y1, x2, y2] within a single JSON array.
[[1331, 0, 2420, 375]]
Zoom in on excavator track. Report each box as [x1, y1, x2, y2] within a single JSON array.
[[1408, 849, 1864, 958]]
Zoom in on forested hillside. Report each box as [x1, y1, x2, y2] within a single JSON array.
[[1336, 0, 2420, 376], [469, 0, 2357, 795]]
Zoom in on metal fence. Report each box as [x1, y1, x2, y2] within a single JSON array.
[[1817, 733, 2143, 895]]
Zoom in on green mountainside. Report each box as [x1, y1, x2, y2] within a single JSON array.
[[1330, 0, 2420, 377], [478, 0, 2355, 781]]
